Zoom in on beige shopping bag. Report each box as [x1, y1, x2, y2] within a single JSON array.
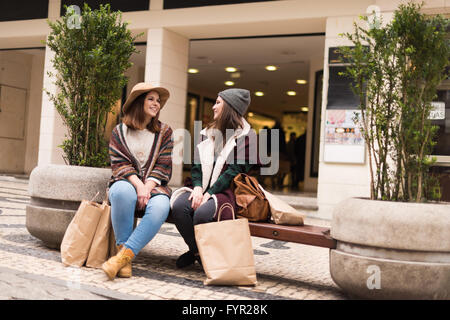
[[85, 203, 112, 268], [194, 203, 257, 286], [259, 185, 304, 225], [60, 200, 107, 267]]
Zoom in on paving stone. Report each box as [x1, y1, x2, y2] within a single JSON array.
[[0, 175, 348, 301]]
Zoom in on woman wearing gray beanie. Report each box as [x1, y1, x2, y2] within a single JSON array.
[[169, 88, 259, 268]]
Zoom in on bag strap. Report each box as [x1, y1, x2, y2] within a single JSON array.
[[217, 203, 235, 222], [245, 175, 265, 198], [90, 191, 100, 203]]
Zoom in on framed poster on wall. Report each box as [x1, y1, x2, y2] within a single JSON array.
[[323, 109, 365, 163], [324, 47, 366, 164]]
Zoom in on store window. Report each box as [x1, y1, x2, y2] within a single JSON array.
[[0, 0, 48, 22], [164, 0, 276, 10], [60, 0, 149, 16]]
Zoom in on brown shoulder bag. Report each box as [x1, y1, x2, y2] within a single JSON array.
[[232, 173, 270, 222]]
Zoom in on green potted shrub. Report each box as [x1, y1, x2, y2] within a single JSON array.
[[26, 4, 140, 248], [329, 2, 450, 299]]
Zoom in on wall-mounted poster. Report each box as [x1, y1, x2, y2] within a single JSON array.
[[323, 109, 365, 163]]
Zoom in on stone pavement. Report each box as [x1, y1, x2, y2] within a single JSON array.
[[0, 174, 348, 300]]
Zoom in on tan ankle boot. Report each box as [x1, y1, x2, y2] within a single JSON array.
[[102, 246, 134, 280], [116, 245, 132, 278]]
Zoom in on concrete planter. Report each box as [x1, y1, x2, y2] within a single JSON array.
[[26, 164, 111, 249], [330, 197, 450, 299]]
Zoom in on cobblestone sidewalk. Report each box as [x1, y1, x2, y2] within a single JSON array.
[[0, 174, 347, 300]]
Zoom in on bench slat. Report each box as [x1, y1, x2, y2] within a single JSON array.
[[248, 222, 337, 249]]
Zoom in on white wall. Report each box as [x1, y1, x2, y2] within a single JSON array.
[[316, 4, 406, 219], [316, 16, 371, 220]]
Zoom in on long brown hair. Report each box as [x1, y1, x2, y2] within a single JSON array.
[[207, 100, 243, 144], [122, 92, 161, 132]]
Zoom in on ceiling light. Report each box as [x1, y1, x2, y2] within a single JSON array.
[[287, 91, 297, 96], [301, 107, 309, 112], [255, 91, 264, 97], [296, 79, 307, 84], [248, 112, 254, 117], [224, 81, 235, 86], [265, 65, 277, 71], [225, 67, 237, 72], [188, 68, 199, 74]]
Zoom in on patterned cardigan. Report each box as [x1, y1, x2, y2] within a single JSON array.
[[108, 121, 173, 198]]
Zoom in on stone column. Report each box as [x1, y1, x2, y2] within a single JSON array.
[[145, 28, 189, 186], [37, 41, 67, 166]]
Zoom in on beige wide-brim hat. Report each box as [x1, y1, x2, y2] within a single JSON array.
[[122, 82, 170, 114]]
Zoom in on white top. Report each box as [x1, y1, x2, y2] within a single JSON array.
[[123, 124, 160, 185]]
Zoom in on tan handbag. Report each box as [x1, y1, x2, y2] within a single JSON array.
[[61, 200, 109, 267], [194, 203, 258, 286], [233, 173, 270, 222], [85, 203, 113, 268], [259, 185, 305, 225]]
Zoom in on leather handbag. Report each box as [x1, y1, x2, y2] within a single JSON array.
[[232, 173, 270, 222]]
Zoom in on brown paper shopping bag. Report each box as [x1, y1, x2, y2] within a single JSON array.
[[85, 202, 112, 268], [259, 185, 304, 225], [60, 200, 107, 267], [194, 203, 257, 286]]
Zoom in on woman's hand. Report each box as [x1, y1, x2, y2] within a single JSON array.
[[128, 175, 151, 210], [189, 186, 203, 210], [135, 183, 149, 210], [200, 192, 211, 207]]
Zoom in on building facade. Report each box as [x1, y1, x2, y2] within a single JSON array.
[[0, 0, 448, 219]]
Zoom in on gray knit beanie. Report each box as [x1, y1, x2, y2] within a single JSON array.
[[218, 88, 251, 116]]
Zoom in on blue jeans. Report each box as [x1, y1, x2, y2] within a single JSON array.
[[109, 180, 170, 256]]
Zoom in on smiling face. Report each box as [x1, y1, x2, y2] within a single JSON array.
[[213, 96, 225, 120], [143, 91, 161, 120]]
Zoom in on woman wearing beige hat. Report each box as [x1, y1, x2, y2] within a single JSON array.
[[102, 83, 173, 280]]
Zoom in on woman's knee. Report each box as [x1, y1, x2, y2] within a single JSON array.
[[171, 193, 192, 219], [147, 195, 170, 220], [109, 181, 137, 204], [193, 201, 216, 225]]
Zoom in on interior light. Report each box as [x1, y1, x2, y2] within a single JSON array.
[[248, 112, 254, 117], [225, 67, 237, 72], [255, 91, 264, 97], [265, 65, 277, 71], [287, 91, 297, 96], [301, 107, 309, 112], [224, 81, 235, 86], [188, 68, 199, 74], [296, 79, 307, 84]]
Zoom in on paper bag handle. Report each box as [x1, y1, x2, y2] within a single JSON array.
[[217, 203, 235, 222], [90, 191, 100, 203]]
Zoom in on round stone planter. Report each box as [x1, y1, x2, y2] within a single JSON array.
[[330, 197, 450, 300], [26, 164, 111, 249]]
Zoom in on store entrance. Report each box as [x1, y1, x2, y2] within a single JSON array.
[[185, 35, 325, 193]]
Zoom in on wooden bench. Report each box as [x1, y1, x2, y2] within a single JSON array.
[[160, 214, 336, 249], [248, 222, 336, 249]]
